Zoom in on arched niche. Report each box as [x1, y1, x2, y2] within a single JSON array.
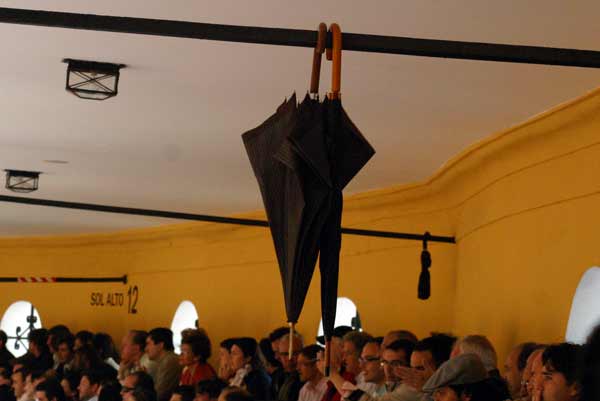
[[566, 267, 600, 344], [170, 300, 199, 354], [316, 297, 361, 341], [0, 301, 42, 357]]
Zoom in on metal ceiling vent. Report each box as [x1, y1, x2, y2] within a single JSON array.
[[63, 59, 125, 100], [5, 170, 40, 193]]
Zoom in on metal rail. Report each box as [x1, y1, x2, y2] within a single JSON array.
[[0, 195, 455, 244], [0, 275, 127, 283], [0, 7, 600, 68]]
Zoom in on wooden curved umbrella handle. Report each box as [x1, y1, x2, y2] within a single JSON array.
[[310, 23, 327, 96], [327, 23, 342, 100]]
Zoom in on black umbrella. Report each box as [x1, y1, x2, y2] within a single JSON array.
[[242, 24, 374, 368]]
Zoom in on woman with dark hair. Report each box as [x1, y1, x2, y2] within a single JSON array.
[[258, 338, 280, 375], [93, 333, 120, 371], [229, 338, 271, 400], [72, 344, 104, 372], [71, 344, 117, 381], [74, 331, 94, 351], [179, 331, 216, 385], [60, 370, 81, 401], [218, 339, 236, 382]]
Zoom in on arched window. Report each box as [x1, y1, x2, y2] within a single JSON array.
[[170, 300, 199, 354], [566, 267, 600, 344], [0, 301, 42, 357], [316, 297, 361, 340]]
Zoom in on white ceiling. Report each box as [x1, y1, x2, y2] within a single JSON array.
[[1, 1, 599, 236]]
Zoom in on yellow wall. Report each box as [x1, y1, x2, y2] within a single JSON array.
[[2, 86, 600, 367], [0, 193, 457, 365], [449, 86, 600, 360]]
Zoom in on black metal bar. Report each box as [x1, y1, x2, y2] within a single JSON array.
[[0, 276, 126, 283], [55, 275, 127, 284], [341, 227, 455, 244], [1, 7, 600, 68], [0, 195, 455, 244]]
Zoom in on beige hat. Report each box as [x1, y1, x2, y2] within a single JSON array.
[[422, 353, 488, 394]]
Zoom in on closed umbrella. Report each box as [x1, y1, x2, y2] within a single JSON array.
[[242, 24, 374, 371]]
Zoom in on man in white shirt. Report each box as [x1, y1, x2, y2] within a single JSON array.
[[298, 345, 328, 401], [357, 339, 386, 397]]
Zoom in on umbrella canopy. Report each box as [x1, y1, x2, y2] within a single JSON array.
[[242, 93, 374, 325], [242, 23, 374, 352]]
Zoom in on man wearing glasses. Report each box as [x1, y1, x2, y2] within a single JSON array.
[[358, 339, 385, 397], [327, 339, 422, 401], [380, 340, 414, 393]]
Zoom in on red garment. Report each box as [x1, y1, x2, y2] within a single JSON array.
[[320, 371, 355, 401], [179, 362, 217, 385]]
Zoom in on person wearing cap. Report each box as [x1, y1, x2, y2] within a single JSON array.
[[421, 353, 507, 401], [229, 337, 272, 400], [450, 336, 509, 400]]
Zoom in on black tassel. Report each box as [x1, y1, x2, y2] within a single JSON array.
[[418, 232, 431, 300]]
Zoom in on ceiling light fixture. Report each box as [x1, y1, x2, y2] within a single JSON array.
[[63, 58, 125, 100], [5, 170, 41, 193]]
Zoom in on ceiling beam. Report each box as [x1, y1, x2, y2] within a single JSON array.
[[0, 195, 455, 244], [1, 7, 600, 68]]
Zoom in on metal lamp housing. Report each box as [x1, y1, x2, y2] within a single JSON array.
[[5, 170, 40, 193], [64, 59, 124, 100]]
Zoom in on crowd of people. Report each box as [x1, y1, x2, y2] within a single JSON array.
[[0, 322, 597, 401]]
